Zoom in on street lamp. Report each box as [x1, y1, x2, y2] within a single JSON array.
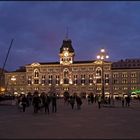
[[96, 48, 109, 101]]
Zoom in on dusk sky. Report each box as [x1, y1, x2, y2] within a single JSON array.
[[0, 1, 140, 71]]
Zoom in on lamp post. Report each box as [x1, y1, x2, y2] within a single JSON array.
[[97, 48, 109, 101]]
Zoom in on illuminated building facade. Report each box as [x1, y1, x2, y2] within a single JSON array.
[[4, 39, 140, 97], [0, 68, 7, 93], [4, 39, 111, 97], [111, 59, 140, 97]]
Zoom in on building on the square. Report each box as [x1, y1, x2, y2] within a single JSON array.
[[111, 59, 140, 98], [0, 68, 7, 94], [4, 38, 140, 98], [4, 38, 112, 97]]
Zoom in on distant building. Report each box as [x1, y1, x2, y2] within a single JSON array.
[[4, 38, 140, 98], [0, 68, 7, 93], [111, 59, 140, 98]]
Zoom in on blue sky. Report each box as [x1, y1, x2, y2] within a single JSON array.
[[0, 1, 140, 71]]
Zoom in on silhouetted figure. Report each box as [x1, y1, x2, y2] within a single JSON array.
[[51, 93, 57, 113], [40, 92, 46, 108], [17, 95, 23, 111], [98, 95, 102, 109], [125, 96, 131, 107], [32, 92, 41, 113], [95, 95, 97, 103], [138, 95, 140, 102], [87, 95, 91, 104], [44, 94, 51, 114], [69, 95, 75, 109], [64, 91, 70, 105], [76, 96, 82, 110], [90, 93, 94, 104], [21, 95, 28, 112], [108, 96, 111, 104], [122, 96, 125, 107], [27, 93, 32, 106]]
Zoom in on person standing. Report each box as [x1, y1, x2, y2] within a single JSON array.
[[90, 93, 94, 104], [32, 92, 41, 113], [87, 95, 91, 105], [76, 95, 82, 110], [69, 95, 75, 109], [21, 95, 28, 112], [44, 94, 51, 114], [51, 93, 57, 113], [97, 95, 102, 109], [122, 95, 125, 107]]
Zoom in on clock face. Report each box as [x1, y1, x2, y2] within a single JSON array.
[[64, 51, 68, 57]]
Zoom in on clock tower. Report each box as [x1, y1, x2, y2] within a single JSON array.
[[59, 39, 75, 65]]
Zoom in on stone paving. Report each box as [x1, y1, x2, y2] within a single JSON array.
[[0, 99, 140, 139]]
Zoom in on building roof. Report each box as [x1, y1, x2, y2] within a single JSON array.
[[39, 62, 60, 65], [26, 60, 111, 66], [11, 66, 26, 72], [60, 39, 74, 53], [0, 68, 8, 73], [112, 58, 140, 69]]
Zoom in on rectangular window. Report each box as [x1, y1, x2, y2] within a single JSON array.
[[122, 73, 127, 78], [81, 75, 85, 79], [113, 79, 118, 84], [28, 76, 32, 85], [81, 68, 86, 71], [81, 79, 85, 84], [56, 80, 60, 85], [42, 79, 45, 84], [49, 75, 53, 79], [48, 79, 52, 84], [131, 78, 137, 83], [74, 80, 78, 85], [96, 79, 101, 84], [89, 67, 94, 71], [131, 72, 136, 77], [72, 67, 78, 71], [113, 73, 118, 78], [34, 79, 39, 84], [74, 75, 78, 79], [122, 79, 127, 84], [28, 80, 31, 85], [105, 79, 109, 84]]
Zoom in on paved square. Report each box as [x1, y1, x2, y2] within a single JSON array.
[[0, 99, 140, 139]]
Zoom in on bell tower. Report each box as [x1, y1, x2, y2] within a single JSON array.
[[59, 39, 75, 65]]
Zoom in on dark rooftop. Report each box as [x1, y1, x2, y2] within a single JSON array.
[[60, 39, 74, 53]]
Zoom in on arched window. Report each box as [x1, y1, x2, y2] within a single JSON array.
[[96, 67, 102, 76], [63, 68, 69, 78], [63, 68, 69, 84], [34, 69, 39, 78], [96, 67, 102, 84]]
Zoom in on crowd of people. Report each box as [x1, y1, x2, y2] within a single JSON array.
[[15, 91, 133, 113], [16, 91, 84, 113], [16, 91, 56, 113]]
